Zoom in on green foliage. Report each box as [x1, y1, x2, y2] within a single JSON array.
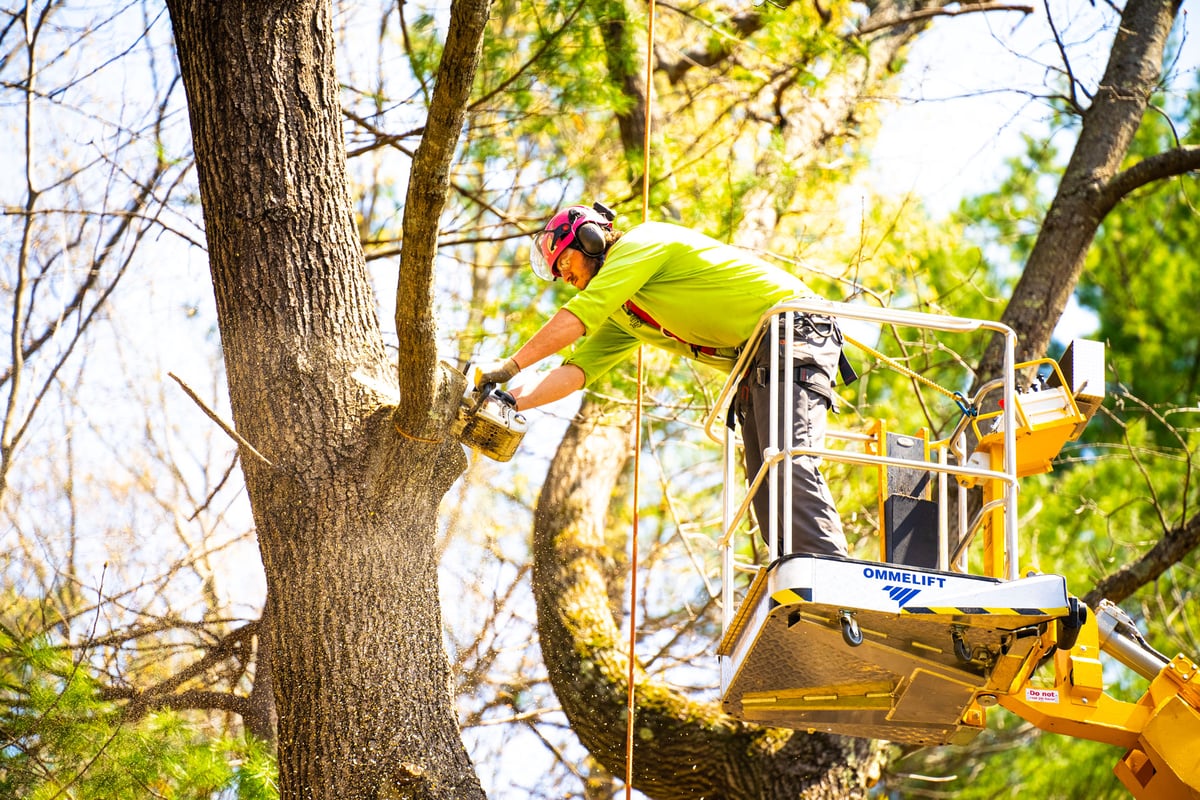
[[401, 10, 446, 89], [890, 713, 1128, 799], [0, 622, 277, 800]]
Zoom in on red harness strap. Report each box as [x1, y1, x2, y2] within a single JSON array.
[[623, 299, 720, 356]]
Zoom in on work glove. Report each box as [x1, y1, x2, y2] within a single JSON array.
[[474, 357, 521, 387]]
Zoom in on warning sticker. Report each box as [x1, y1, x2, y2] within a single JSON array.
[[1025, 688, 1059, 703]]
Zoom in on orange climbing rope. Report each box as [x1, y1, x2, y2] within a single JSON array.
[[624, 0, 656, 795]]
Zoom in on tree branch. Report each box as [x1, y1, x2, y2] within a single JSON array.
[[143, 622, 256, 698], [342, 108, 417, 159], [656, 0, 1032, 86], [974, 0, 1182, 386], [531, 397, 886, 799], [168, 372, 273, 468], [655, 3, 768, 85], [1098, 144, 1200, 217], [468, 0, 588, 111], [393, 0, 491, 440], [98, 622, 258, 721], [103, 686, 253, 718], [852, 2, 1033, 38], [1083, 511, 1200, 608]]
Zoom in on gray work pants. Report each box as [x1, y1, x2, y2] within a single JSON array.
[[739, 313, 848, 558]]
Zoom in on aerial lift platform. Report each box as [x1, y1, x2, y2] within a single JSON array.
[[703, 299, 1200, 799]]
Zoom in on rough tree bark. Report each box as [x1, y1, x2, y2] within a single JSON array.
[[395, 0, 491, 440], [165, 1, 488, 798], [532, 397, 886, 799]]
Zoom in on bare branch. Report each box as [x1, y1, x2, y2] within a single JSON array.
[[467, 0, 588, 112], [102, 685, 253, 718], [853, 2, 1033, 38], [342, 107, 417, 159], [1041, 0, 1087, 114], [167, 372, 273, 468], [141, 622, 255, 698]]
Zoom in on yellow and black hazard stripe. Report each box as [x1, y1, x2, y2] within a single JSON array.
[[902, 605, 1069, 617], [767, 589, 1069, 619], [769, 588, 812, 606]]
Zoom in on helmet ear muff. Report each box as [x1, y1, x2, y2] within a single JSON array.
[[574, 221, 607, 257]]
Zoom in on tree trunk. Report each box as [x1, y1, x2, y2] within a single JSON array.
[[532, 397, 886, 799], [975, 0, 1182, 385], [165, 2, 481, 798], [394, 0, 491, 439]]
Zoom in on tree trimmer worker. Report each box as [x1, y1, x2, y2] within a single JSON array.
[[477, 202, 852, 558]]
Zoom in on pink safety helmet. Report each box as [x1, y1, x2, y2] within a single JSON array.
[[530, 203, 616, 281]]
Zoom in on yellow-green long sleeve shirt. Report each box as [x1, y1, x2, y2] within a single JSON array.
[[562, 221, 816, 386]]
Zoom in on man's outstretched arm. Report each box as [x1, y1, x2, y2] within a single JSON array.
[[508, 364, 585, 411], [513, 309, 585, 369], [476, 308, 586, 387]]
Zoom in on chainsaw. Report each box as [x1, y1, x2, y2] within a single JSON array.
[[452, 380, 527, 462]]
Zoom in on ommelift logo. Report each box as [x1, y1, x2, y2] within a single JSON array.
[[883, 585, 921, 606], [861, 566, 947, 608]]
